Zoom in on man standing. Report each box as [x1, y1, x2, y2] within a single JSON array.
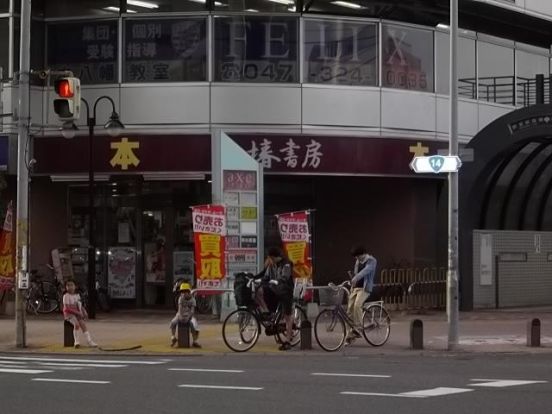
[[346, 245, 377, 344]]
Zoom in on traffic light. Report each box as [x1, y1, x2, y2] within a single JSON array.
[[53, 77, 81, 121]]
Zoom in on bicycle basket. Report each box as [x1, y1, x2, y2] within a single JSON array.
[[233, 273, 254, 307], [319, 288, 344, 306]]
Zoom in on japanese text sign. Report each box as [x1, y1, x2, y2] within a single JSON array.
[[0, 201, 14, 291], [192, 205, 226, 287]]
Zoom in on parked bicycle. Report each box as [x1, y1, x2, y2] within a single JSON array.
[[222, 273, 307, 352], [314, 281, 391, 352], [25, 268, 62, 314]]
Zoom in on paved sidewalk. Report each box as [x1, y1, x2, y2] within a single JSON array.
[[0, 307, 551, 356]]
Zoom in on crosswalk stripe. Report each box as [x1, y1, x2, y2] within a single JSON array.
[[179, 384, 262, 391], [169, 368, 244, 373], [0, 356, 164, 365], [341, 392, 424, 398], [342, 387, 474, 398], [37, 363, 127, 368], [312, 373, 390, 378], [32, 378, 110, 384], [0, 368, 53, 374], [470, 379, 548, 388]]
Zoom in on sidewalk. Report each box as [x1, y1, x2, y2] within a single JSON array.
[[0, 307, 551, 356]]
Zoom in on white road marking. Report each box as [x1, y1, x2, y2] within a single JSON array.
[[178, 384, 262, 391], [470, 379, 548, 388], [342, 387, 473, 398], [0, 356, 164, 365], [32, 366, 84, 371], [0, 361, 29, 365], [312, 373, 390, 378], [169, 368, 244, 373], [32, 378, 110, 384], [0, 368, 53, 374], [37, 363, 127, 368]]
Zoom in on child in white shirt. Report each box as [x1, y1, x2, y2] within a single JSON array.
[[63, 280, 97, 348]]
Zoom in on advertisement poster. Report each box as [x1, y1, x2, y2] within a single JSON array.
[[145, 241, 166, 284], [0, 202, 14, 291], [276, 211, 313, 299], [108, 247, 136, 299], [192, 205, 226, 289]]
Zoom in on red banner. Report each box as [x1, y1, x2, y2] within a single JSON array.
[[0, 202, 15, 292], [276, 211, 313, 299], [192, 205, 226, 290]]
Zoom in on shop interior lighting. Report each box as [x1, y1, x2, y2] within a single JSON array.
[[330, 1, 364, 9], [189, 0, 225, 6], [436, 23, 450, 30], [127, 0, 159, 8], [104, 6, 138, 13], [245, 8, 259, 11]]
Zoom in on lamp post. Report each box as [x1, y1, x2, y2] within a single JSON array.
[[62, 96, 124, 319]]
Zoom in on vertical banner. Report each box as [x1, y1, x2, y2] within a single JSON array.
[[192, 205, 226, 289], [276, 211, 313, 299], [0, 202, 14, 291]]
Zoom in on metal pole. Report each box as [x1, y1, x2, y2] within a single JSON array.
[[447, 0, 459, 350], [87, 117, 96, 319], [15, 0, 31, 348]]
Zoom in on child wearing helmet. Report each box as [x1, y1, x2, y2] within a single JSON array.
[[169, 282, 201, 348]]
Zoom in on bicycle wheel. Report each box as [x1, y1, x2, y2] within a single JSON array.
[[25, 287, 40, 314], [314, 309, 346, 352], [195, 295, 212, 314], [275, 304, 307, 347], [36, 281, 60, 314], [362, 304, 391, 346], [222, 309, 260, 352]]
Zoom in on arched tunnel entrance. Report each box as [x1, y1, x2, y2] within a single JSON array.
[[460, 104, 552, 310]]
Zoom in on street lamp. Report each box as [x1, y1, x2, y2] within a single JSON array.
[[62, 96, 124, 318]]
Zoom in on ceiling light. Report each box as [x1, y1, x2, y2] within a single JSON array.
[[104, 6, 137, 13], [189, 0, 225, 4], [245, 8, 259, 12], [330, 1, 364, 9], [436, 23, 450, 30], [127, 0, 159, 8], [268, 0, 295, 5]]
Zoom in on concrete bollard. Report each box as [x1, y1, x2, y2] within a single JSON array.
[[178, 321, 191, 348], [63, 320, 74, 347], [300, 320, 312, 350], [410, 319, 423, 350], [527, 318, 541, 347]]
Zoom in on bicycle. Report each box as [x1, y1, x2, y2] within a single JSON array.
[[25, 268, 62, 314], [222, 273, 307, 352], [314, 281, 391, 352]]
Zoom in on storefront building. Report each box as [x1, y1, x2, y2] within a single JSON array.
[[1, 0, 551, 308]]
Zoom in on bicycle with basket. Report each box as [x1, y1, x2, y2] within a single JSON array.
[[314, 281, 391, 351], [222, 272, 307, 352]]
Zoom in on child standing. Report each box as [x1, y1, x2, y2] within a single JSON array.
[[63, 280, 97, 348], [170, 282, 201, 348]]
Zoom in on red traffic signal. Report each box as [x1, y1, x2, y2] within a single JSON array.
[[55, 79, 74, 98]]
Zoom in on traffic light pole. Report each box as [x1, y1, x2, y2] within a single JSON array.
[[15, 0, 32, 348]]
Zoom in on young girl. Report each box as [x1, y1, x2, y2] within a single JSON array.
[[63, 280, 97, 348]]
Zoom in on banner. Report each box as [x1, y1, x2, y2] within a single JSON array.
[[192, 205, 226, 289], [0, 202, 14, 291], [276, 211, 313, 299]]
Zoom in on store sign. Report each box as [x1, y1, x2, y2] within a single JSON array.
[[124, 18, 207, 82], [223, 170, 257, 191], [47, 21, 118, 84], [304, 19, 377, 86], [382, 24, 434, 92], [214, 16, 298, 82]]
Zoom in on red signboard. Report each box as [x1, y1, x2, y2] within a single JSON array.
[[223, 170, 257, 191]]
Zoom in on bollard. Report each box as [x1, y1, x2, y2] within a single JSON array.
[[527, 318, 541, 347], [300, 320, 312, 350], [63, 320, 74, 347], [410, 319, 423, 350], [178, 321, 191, 348]]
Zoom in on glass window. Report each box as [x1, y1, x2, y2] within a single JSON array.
[[382, 24, 434, 92], [47, 21, 118, 84], [214, 15, 299, 83], [0, 19, 8, 77], [124, 18, 207, 82], [43, 0, 123, 17], [126, 0, 206, 13], [477, 40, 514, 104], [304, 19, 377, 86], [516, 48, 549, 105], [0, 0, 8, 13], [435, 31, 476, 98], [215, 0, 297, 13]]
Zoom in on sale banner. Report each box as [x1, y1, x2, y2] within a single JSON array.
[[276, 211, 313, 300], [0, 202, 15, 291], [192, 205, 226, 289]]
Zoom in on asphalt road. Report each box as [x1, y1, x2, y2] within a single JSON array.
[[0, 352, 551, 414]]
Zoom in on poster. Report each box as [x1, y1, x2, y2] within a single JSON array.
[[108, 247, 136, 299], [174, 251, 194, 284], [192, 205, 226, 289], [0, 202, 14, 291]]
